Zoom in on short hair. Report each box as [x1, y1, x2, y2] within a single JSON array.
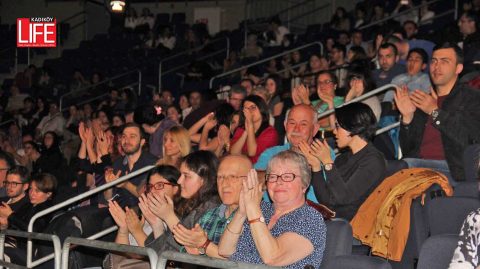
[[332, 43, 346, 55], [335, 102, 377, 141], [433, 42, 464, 64], [229, 85, 247, 98], [31, 173, 57, 196], [286, 104, 318, 125], [407, 48, 429, 64], [0, 151, 15, 170], [24, 141, 40, 153], [122, 122, 146, 140], [147, 165, 180, 185], [462, 10, 479, 25], [7, 166, 30, 183], [267, 150, 311, 188], [316, 70, 339, 86], [384, 35, 403, 45], [403, 20, 418, 28], [379, 42, 399, 57], [240, 78, 254, 87]]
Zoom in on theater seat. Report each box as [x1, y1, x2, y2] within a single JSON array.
[[323, 255, 392, 269], [320, 219, 353, 269], [417, 234, 458, 269], [426, 197, 480, 236]]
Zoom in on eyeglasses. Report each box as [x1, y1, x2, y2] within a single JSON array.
[[244, 105, 258, 111], [265, 173, 297, 183], [4, 181, 25, 188], [146, 182, 177, 191], [317, 80, 334, 86], [217, 175, 247, 182]]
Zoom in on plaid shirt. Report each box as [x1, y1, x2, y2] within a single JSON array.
[[180, 204, 236, 253]]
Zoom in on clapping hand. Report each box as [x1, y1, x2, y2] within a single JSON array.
[[298, 141, 321, 172], [172, 223, 208, 249], [139, 194, 161, 228], [394, 85, 416, 124], [242, 169, 263, 218], [311, 139, 333, 165], [125, 207, 144, 235], [105, 168, 125, 187], [410, 88, 438, 115], [146, 192, 175, 221], [108, 200, 127, 232]]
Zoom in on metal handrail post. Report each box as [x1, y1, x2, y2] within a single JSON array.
[[454, 0, 459, 20], [376, 122, 400, 136], [61, 237, 158, 269], [27, 164, 156, 268], [138, 70, 142, 95], [0, 232, 5, 269], [210, 41, 323, 89], [317, 83, 396, 119]]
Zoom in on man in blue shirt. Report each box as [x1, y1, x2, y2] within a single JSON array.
[[255, 104, 320, 202], [372, 43, 406, 88], [384, 48, 432, 103]]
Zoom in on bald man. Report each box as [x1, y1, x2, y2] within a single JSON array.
[[173, 155, 252, 258]]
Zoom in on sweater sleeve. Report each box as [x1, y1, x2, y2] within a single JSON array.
[[312, 151, 385, 206]]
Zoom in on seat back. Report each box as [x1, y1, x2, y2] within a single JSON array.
[[323, 255, 392, 269], [427, 197, 480, 236], [417, 234, 458, 269], [320, 219, 353, 268], [463, 144, 480, 182]]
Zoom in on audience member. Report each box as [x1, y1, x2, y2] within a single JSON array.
[[157, 126, 191, 169], [373, 43, 407, 87], [457, 11, 480, 73], [0, 166, 30, 213], [344, 71, 382, 121]]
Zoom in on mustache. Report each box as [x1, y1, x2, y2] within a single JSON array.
[[289, 132, 304, 137]]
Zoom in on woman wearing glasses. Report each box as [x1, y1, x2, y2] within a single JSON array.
[[105, 165, 180, 268], [230, 95, 279, 164], [219, 151, 327, 269], [306, 102, 386, 221]]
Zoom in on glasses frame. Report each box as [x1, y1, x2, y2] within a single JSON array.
[[146, 182, 177, 192], [265, 173, 297, 183], [4, 181, 25, 188], [216, 175, 248, 182]]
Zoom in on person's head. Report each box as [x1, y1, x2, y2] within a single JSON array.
[[230, 111, 241, 134], [188, 90, 202, 110], [178, 150, 219, 200], [334, 102, 377, 149], [163, 126, 191, 159], [23, 97, 34, 110], [49, 102, 59, 115], [285, 104, 319, 149], [22, 133, 33, 144], [228, 85, 247, 111], [83, 103, 93, 118], [43, 131, 60, 150], [384, 34, 406, 55], [334, 7, 347, 19], [406, 48, 428, 76], [458, 11, 478, 36], [292, 50, 302, 62], [265, 74, 282, 97], [0, 151, 15, 187], [430, 42, 464, 88], [331, 43, 346, 64], [242, 95, 270, 125], [160, 90, 175, 106], [166, 105, 182, 124], [29, 173, 57, 205], [8, 122, 20, 136], [347, 46, 367, 63], [309, 54, 329, 71], [316, 71, 338, 97], [337, 31, 350, 46], [217, 155, 252, 206], [378, 43, 399, 71], [374, 3, 385, 16], [403, 21, 418, 39], [23, 141, 40, 157], [351, 30, 363, 46], [266, 150, 310, 205], [95, 109, 111, 128], [138, 104, 165, 134], [240, 79, 254, 96], [145, 165, 180, 200], [269, 16, 281, 29], [112, 113, 125, 127], [121, 123, 146, 155], [346, 70, 375, 95], [5, 166, 29, 199], [109, 88, 119, 100]]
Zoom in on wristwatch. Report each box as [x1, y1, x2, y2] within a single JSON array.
[[248, 216, 265, 225], [323, 163, 333, 171], [198, 238, 211, 255], [431, 109, 440, 121]]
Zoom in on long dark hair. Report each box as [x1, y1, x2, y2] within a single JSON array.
[[147, 165, 182, 212], [176, 151, 220, 218], [241, 95, 270, 136]]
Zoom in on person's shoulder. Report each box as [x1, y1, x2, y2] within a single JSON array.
[[141, 151, 159, 164]]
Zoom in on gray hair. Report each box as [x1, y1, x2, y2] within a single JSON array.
[[266, 150, 311, 188], [284, 104, 318, 125]]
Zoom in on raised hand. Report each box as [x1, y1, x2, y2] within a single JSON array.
[[139, 194, 162, 228], [204, 114, 218, 131], [125, 207, 144, 234], [108, 200, 127, 232], [298, 141, 321, 172], [318, 91, 334, 108], [96, 131, 111, 157], [78, 122, 87, 142], [217, 124, 230, 145], [394, 85, 416, 124], [410, 88, 438, 115], [172, 223, 208, 248], [294, 84, 310, 105], [242, 169, 263, 218], [105, 168, 125, 187], [147, 192, 175, 221], [0, 203, 13, 218], [311, 139, 333, 165]]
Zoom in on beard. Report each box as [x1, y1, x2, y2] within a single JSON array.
[[122, 142, 141, 155]]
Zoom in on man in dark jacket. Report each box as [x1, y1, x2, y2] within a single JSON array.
[[395, 42, 480, 185]]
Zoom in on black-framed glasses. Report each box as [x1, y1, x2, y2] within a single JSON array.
[[265, 173, 297, 183], [217, 175, 247, 182], [4, 181, 25, 188], [146, 182, 177, 191]]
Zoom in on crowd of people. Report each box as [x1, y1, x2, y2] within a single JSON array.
[[0, 0, 479, 268]]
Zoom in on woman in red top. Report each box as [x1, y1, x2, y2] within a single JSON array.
[[230, 95, 278, 163]]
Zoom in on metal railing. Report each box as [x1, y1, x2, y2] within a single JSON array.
[[157, 251, 280, 269], [286, 3, 330, 29], [210, 41, 323, 89], [419, 9, 456, 26], [26, 165, 156, 268], [158, 37, 230, 90], [358, 0, 455, 31], [61, 237, 158, 269], [59, 69, 142, 111], [0, 229, 61, 269]]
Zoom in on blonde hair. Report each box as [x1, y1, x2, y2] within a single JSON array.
[[161, 126, 191, 167]]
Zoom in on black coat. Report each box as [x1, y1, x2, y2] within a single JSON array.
[[399, 82, 480, 181]]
